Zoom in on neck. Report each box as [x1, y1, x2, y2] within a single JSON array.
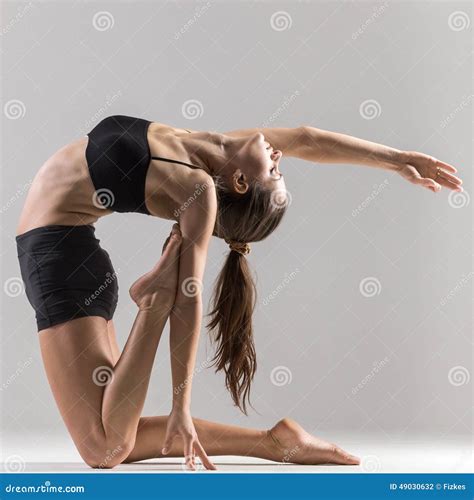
[[180, 131, 234, 177]]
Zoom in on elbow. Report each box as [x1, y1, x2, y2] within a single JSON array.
[[293, 125, 313, 157], [299, 124, 318, 141], [299, 125, 312, 134]]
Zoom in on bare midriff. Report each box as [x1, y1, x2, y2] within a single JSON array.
[[16, 121, 205, 236]]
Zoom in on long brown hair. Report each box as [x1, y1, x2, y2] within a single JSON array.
[[206, 175, 288, 414]]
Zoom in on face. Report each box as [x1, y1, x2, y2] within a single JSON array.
[[228, 132, 285, 194]]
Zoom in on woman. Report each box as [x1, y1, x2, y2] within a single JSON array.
[[15, 115, 462, 470]]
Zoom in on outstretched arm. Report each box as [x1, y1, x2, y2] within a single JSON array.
[[220, 125, 464, 193]]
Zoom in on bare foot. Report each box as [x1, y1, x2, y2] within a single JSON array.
[[129, 223, 182, 311], [265, 418, 360, 465]]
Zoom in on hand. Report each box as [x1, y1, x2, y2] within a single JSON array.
[[395, 151, 463, 193], [162, 408, 216, 470]]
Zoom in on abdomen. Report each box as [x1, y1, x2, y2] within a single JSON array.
[[16, 137, 107, 235]]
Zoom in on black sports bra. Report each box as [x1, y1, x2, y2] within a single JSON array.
[[85, 114, 199, 215]]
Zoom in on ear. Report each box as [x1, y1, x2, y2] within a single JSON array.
[[232, 169, 249, 195]]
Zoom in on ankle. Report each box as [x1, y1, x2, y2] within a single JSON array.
[[246, 429, 281, 462]]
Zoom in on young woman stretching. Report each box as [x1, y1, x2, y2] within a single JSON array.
[[15, 115, 463, 470]]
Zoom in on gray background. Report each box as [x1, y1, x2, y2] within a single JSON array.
[[1, 0, 472, 458]]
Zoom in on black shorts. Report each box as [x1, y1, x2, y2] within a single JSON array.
[[16, 224, 119, 332]]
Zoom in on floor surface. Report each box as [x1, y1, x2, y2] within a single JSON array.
[[1, 432, 471, 473]]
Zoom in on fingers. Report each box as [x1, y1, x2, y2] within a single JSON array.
[[195, 440, 217, 470], [410, 171, 462, 193], [161, 433, 176, 455], [184, 438, 195, 470], [434, 158, 458, 173], [437, 170, 463, 191], [412, 176, 442, 192]]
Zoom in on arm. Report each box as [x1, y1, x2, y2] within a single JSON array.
[[169, 190, 215, 411], [221, 125, 463, 193], [161, 175, 217, 469]]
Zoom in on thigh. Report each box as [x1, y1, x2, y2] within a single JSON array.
[[38, 316, 114, 460]]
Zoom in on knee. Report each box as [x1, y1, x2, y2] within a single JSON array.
[[80, 438, 135, 469]]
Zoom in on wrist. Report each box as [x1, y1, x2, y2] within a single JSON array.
[[381, 148, 404, 172], [171, 400, 191, 413]]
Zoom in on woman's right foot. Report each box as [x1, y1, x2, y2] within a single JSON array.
[[129, 224, 182, 311], [264, 417, 360, 465]]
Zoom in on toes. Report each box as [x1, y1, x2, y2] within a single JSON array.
[[161, 236, 171, 254], [162, 225, 182, 254], [341, 452, 360, 465], [329, 445, 360, 465]]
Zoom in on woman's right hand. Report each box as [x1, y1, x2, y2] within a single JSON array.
[[394, 150, 463, 193], [162, 407, 216, 470]]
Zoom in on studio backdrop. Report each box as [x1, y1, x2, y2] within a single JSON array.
[[1, 0, 471, 463]]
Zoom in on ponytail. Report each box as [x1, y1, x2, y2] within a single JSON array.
[[207, 173, 288, 413], [206, 249, 257, 414]]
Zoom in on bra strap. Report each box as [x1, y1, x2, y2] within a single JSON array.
[[150, 156, 199, 169]]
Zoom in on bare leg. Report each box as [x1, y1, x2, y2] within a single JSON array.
[[123, 416, 360, 466], [38, 224, 183, 468]]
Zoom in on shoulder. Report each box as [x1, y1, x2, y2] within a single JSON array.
[[181, 169, 217, 215], [148, 119, 199, 136], [176, 170, 217, 246]]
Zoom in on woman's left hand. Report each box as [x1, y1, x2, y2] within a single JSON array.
[[394, 151, 463, 193]]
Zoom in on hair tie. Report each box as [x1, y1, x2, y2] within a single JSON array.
[[225, 238, 251, 256]]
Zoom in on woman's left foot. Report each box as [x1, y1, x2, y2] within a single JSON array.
[[265, 417, 360, 465], [129, 223, 182, 311]]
